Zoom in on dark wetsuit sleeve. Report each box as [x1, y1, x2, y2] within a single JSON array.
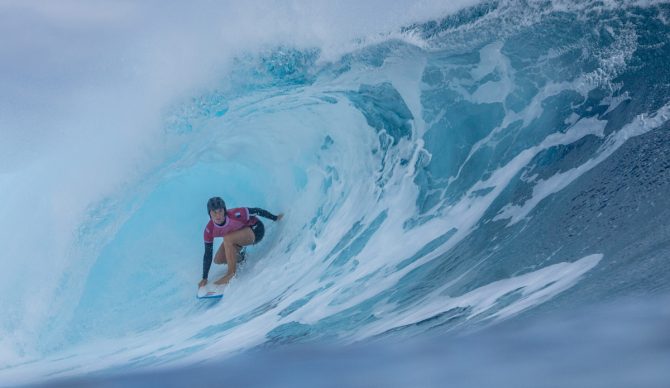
[[248, 207, 279, 221], [202, 242, 214, 280]]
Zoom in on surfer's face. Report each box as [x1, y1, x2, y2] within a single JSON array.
[[210, 208, 226, 225]]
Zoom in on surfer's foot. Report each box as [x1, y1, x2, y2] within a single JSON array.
[[237, 247, 247, 263]]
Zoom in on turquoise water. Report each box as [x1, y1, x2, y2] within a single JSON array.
[[1, 1, 670, 386]]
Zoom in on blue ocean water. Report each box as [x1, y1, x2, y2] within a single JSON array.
[[1, 1, 670, 387]]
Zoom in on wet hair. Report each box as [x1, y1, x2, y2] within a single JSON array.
[[207, 197, 226, 215]]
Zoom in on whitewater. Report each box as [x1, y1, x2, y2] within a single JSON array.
[[1, 1, 670, 387]]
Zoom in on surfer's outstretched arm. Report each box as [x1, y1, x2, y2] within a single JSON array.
[[248, 208, 284, 221]]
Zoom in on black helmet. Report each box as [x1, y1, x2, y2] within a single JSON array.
[[207, 197, 226, 215]]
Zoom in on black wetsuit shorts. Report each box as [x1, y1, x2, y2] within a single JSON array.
[[251, 220, 265, 244]]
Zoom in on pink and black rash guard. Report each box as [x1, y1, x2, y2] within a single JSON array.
[[202, 207, 279, 280], [204, 207, 258, 243]]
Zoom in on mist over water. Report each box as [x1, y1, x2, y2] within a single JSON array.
[[2, 1, 670, 386]]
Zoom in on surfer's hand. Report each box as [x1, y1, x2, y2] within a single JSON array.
[[198, 279, 208, 288], [276, 213, 284, 221]]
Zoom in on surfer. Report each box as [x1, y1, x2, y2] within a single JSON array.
[[198, 197, 283, 289]]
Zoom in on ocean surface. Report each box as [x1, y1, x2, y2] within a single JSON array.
[[1, 1, 669, 387]]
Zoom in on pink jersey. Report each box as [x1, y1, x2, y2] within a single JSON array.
[[203, 207, 258, 243]]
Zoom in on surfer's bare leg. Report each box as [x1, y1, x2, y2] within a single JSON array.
[[214, 243, 227, 264], [214, 227, 255, 285]]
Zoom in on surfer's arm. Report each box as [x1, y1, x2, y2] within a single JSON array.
[[248, 207, 283, 221], [202, 242, 214, 281]]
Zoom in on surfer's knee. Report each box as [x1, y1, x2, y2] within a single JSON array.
[[224, 233, 245, 248], [226, 228, 255, 247]]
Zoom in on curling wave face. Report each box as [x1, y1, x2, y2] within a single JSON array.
[[1, 0, 670, 384]]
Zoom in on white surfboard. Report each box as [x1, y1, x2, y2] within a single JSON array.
[[197, 286, 224, 300]]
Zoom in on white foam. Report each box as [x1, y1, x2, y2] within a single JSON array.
[[357, 254, 603, 339], [0, 1, 663, 385], [495, 103, 670, 225], [470, 42, 515, 104]]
